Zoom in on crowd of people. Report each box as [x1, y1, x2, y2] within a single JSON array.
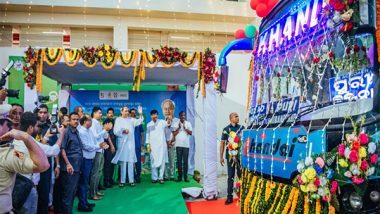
[[0, 91, 193, 214]]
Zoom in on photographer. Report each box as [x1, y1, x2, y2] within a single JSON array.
[[12, 112, 64, 214], [0, 104, 50, 214], [36, 104, 59, 214]]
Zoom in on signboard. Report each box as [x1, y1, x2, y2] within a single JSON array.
[[241, 126, 326, 179], [99, 91, 129, 100], [69, 90, 186, 120], [257, 0, 324, 56], [329, 68, 374, 102], [250, 96, 301, 126]]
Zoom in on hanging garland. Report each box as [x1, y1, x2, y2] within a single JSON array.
[[180, 52, 198, 68], [62, 49, 81, 67], [119, 50, 137, 68], [23, 45, 216, 95], [44, 48, 62, 66]]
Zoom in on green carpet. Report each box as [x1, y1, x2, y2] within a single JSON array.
[[73, 174, 200, 214]]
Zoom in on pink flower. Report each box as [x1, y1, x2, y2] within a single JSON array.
[[338, 144, 345, 156], [330, 181, 338, 193], [360, 160, 369, 171], [358, 133, 369, 145], [322, 195, 332, 202], [349, 150, 359, 163], [297, 175, 304, 185], [370, 154, 378, 164], [236, 182, 241, 188], [352, 176, 364, 185], [315, 157, 325, 168], [314, 178, 320, 187]]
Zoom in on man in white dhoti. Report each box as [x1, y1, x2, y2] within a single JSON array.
[[146, 109, 170, 184], [112, 106, 144, 187]]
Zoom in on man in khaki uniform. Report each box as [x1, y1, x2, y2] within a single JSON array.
[[0, 102, 50, 214]]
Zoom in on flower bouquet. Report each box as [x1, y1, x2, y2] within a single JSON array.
[[337, 132, 378, 186], [224, 130, 242, 166], [97, 44, 118, 65], [296, 156, 338, 203]]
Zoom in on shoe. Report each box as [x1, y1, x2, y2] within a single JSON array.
[[89, 195, 102, 200], [119, 183, 125, 187], [164, 178, 169, 181], [184, 179, 190, 182], [78, 206, 93, 212], [130, 183, 135, 187], [159, 179, 165, 184], [98, 186, 106, 190], [225, 198, 233, 205], [87, 203, 96, 208], [152, 180, 158, 183], [96, 192, 105, 196]]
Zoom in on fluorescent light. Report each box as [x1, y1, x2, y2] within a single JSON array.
[[170, 36, 191, 40], [42, 31, 63, 35]]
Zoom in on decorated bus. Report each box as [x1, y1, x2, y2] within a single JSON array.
[[220, 0, 379, 213]]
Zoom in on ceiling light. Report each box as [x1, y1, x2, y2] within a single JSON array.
[[42, 31, 63, 35], [170, 36, 191, 40]]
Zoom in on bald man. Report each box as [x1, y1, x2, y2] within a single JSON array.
[[220, 112, 244, 205]]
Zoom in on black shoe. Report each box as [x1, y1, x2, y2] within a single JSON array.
[[87, 203, 95, 208], [78, 205, 93, 212], [152, 180, 158, 183], [225, 198, 233, 205], [164, 178, 168, 181], [98, 186, 106, 190], [184, 179, 190, 182]]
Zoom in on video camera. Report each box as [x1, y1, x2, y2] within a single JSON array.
[[50, 104, 58, 134], [0, 61, 20, 99]]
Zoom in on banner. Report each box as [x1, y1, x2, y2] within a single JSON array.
[[69, 90, 186, 121], [241, 126, 326, 179]]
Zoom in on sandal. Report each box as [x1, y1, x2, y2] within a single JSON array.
[[159, 179, 164, 184]]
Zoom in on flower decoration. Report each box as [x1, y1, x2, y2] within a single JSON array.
[[23, 46, 41, 89], [337, 132, 378, 185], [152, 46, 187, 65], [202, 48, 216, 84], [296, 155, 338, 203], [97, 44, 118, 66], [223, 130, 242, 166], [81, 46, 98, 65]]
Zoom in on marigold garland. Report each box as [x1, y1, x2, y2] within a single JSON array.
[[304, 195, 309, 214], [316, 199, 321, 214], [44, 48, 62, 66], [119, 50, 136, 68], [101, 52, 119, 70], [143, 51, 158, 69], [289, 188, 300, 214], [62, 49, 80, 67], [281, 187, 296, 214], [243, 176, 257, 214], [268, 183, 283, 214], [180, 52, 198, 68]]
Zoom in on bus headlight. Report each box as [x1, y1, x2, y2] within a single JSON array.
[[349, 192, 363, 210], [370, 191, 380, 203]]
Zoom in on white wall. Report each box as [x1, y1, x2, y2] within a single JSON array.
[[194, 53, 252, 175]]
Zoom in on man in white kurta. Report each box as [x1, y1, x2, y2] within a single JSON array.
[[146, 109, 170, 184], [112, 106, 144, 186]]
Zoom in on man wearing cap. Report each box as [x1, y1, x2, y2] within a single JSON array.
[[0, 103, 50, 214]]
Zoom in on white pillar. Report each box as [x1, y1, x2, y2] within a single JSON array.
[[113, 24, 128, 50], [203, 83, 218, 199], [186, 85, 196, 175]]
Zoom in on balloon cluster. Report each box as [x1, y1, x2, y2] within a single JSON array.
[[234, 24, 257, 40], [250, 0, 279, 18]]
